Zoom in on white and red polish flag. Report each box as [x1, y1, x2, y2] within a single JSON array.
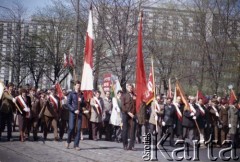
[[81, 4, 94, 100], [55, 82, 64, 100], [64, 53, 69, 68], [69, 53, 74, 68]]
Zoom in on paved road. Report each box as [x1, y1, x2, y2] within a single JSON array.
[[0, 132, 239, 162]]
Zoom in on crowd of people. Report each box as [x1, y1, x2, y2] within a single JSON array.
[[0, 81, 240, 151]]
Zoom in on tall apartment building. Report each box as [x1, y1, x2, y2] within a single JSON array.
[[142, 5, 240, 93], [0, 19, 75, 89]]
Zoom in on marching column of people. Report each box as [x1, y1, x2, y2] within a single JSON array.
[[1, 81, 240, 152]]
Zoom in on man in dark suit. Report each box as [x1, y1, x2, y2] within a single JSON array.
[[121, 84, 136, 150], [161, 97, 176, 146], [182, 96, 199, 146]]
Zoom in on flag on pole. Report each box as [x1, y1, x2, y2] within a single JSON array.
[[135, 11, 147, 113], [55, 82, 64, 100], [111, 74, 122, 96], [81, 4, 94, 100], [175, 80, 190, 111], [196, 90, 207, 104], [69, 53, 74, 68], [143, 58, 154, 105], [113, 78, 122, 97], [64, 53, 69, 68], [229, 89, 237, 105]]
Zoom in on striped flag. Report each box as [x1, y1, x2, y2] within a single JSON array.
[[229, 89, 237, 105], [81, 4, 94, 100], [69, 54, 74, 68], [55, 82, 64, 100], [64, 53, 69, 68]]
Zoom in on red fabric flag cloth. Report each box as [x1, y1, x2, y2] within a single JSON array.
[[143, 63, 154, 105], [55, 82, 64, 100], [64, 53, 69, 68], [229, 89, 237, 105], [196, 90, 207, 104], [175, 81, 190, 111], [81, 5, 94, 100], [135, 12, 147, 113], [69, 54, 74, 68]]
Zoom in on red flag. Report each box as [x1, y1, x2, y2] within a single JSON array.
[[143, 59, 154, 105], [135, 12, 147, 113], [229, 89, 237, 105], [69, 54, 74, 68], [64, 53, 69, 67], [81, 4, 94, 100], [175, 81, 190, 111], [196, 90, 207, 104], [55, 82, 64, 100]]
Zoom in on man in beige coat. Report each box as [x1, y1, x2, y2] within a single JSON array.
[[43, 88, 60, 141], [90, 90, 104, 141], [149, 95, 163, 137]]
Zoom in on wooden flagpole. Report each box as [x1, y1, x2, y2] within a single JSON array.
[[151, 55, 158, 133]]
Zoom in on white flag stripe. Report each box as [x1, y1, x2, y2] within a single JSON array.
[[87, 9, 94, 39], [81, 63, 93, 90]]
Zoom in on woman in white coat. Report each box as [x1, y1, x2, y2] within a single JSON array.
[[110, 90, 123, 142]]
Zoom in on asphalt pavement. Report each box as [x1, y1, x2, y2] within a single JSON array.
[[0, 131, 239, 162]]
